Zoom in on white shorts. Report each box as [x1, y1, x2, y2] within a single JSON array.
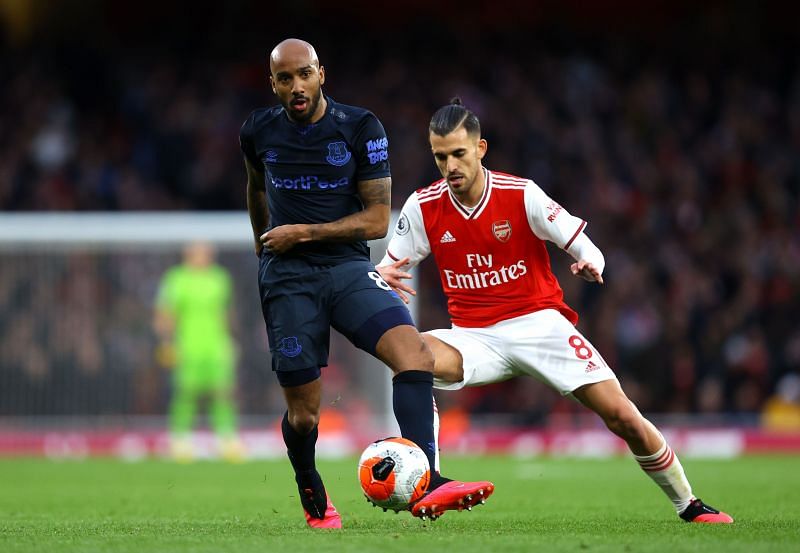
[[428, 309, 617, 396]]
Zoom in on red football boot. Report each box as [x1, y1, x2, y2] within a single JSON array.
[[300, 487, 342, 529], [679, 498, 734, 524], [410, 480, 495, 520]]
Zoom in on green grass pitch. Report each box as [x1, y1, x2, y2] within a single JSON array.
[[1, 455, 798, 552]]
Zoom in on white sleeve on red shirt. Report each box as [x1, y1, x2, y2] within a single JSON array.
[[566, 232, 606, 275], [524, 179, 605, 272], [378, 192, 431, 269], [524, 180, 587, 249]]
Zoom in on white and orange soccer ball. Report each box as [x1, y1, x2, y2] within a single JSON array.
[[357, 437, 431, 511]]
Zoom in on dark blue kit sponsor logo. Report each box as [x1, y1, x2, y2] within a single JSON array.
[[277, 336, 302, 358], [325, 141, 352, 166], [271, 175, 349, 190], [366, 137, 388, 165]]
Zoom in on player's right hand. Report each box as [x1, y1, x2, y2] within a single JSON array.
[[570, 260, 604, 284], [376, 257, 417, 304], [260, 224, 310, 254]]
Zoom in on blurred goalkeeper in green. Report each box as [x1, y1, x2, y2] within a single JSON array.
[[154, 241, 244, 462]]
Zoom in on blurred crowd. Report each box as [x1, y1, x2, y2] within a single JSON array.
[[1, 3, 799, 424]]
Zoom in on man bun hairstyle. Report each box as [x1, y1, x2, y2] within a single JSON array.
[[429, 97, 481, 137]]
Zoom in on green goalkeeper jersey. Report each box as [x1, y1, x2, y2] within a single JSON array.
[[156, 264, 234, 358]]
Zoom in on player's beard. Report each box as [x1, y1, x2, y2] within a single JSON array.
[[448, 168, 484, 205], [448, 171, 471, 194], [285, 89, 322, 124]]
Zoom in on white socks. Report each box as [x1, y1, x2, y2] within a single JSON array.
[[634, 439, 694, 514], [433, 396, 693, 514]]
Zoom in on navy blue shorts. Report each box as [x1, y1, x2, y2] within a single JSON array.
[[258, 253, 414, 387]]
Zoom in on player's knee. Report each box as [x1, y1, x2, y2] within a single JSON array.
[[288, 410, 320, 434], [399, 347, 434, 374], [379, 328, 434, 373], [413, 347, 435, 373]]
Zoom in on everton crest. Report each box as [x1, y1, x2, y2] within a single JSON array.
[[277, 336, 302, 358], [492, 220, 512, 243], [325, 141, 352, 166]]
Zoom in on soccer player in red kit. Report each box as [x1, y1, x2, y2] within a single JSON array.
[[377, 98, 733, 524]]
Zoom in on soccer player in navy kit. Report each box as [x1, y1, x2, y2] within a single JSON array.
[[240, 39, 493, 528]]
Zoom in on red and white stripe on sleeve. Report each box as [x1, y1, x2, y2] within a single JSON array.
[[523, 180, 586, 250]]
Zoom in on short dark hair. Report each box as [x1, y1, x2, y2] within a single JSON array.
[[429, 97, 481, 137]]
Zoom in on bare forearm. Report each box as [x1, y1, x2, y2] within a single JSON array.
[[260, 176, 391, 254], [310, 175, 392, 242], [244, 154, 269, 251], [247, 181, 269, 243], [305, 204, 389, 243], [288, 176, 391, 243]]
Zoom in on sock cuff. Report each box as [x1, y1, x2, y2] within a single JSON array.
[[392, 370, 434, 385], [636, 442, 675, 472], [633, 439, 667, 463]]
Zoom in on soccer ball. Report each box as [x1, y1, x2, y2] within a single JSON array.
[[357, 437, 431, 511]]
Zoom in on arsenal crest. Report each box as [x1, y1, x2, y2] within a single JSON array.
[[492, 220, 512, 242]]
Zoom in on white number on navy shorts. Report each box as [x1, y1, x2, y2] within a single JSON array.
[[568, 335, 593, 360], [368, 271, 392, 291]]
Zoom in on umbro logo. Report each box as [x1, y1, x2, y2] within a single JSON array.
[[440, 231, 456, 243]]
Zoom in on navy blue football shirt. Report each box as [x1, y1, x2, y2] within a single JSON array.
[[240, 96, 391, 263]]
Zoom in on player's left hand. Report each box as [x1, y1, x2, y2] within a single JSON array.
[[261, 224, 310, 254], [570, 260, 604, 284]]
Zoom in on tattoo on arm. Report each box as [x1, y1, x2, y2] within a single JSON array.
[[358, 177, 391, 209], [306, 177, 392, 243]]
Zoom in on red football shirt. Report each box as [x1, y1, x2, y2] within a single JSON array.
[[382, 169, 585, 328]]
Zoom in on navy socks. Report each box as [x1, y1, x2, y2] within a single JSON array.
[[392, 370, 437, 472], [281, 411, 321, 489]]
